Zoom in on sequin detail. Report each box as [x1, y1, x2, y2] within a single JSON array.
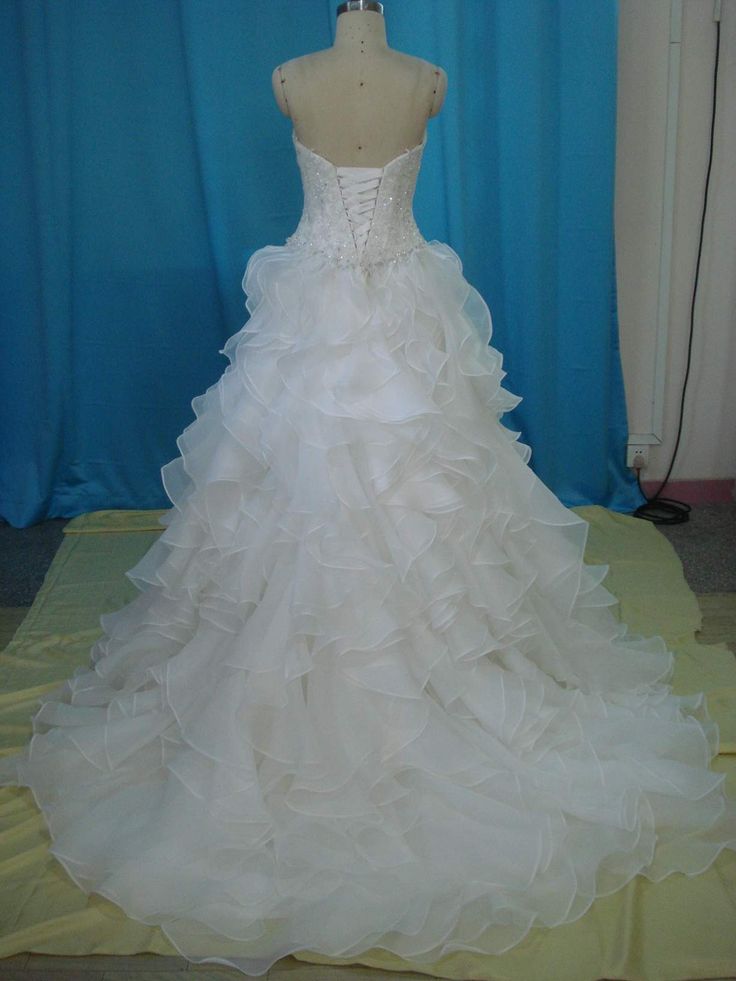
[[286, 130, 428, 273]]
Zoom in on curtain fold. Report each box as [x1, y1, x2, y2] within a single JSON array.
[[0, 0, 641, 527]]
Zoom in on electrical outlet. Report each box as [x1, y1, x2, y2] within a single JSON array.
[[626, 444, 649, 470]]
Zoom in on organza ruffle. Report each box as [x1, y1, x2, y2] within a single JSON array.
[[1, 240, 734, 976]]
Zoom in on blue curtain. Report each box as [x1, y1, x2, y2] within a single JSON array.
[[0, 0, 643, 528]]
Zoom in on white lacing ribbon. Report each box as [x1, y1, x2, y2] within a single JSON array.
[[336, 167, 382, 257]]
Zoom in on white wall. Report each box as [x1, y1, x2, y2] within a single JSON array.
[[616, 0, 736, 483]]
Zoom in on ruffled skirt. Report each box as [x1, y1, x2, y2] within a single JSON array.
[[1, 240, 734, 976]]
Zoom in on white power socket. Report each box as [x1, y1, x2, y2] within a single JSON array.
[[626, 444, 649, 470]]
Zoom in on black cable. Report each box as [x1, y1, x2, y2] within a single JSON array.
[[633, 467, 691, 525], [631, 14, 721, 525]]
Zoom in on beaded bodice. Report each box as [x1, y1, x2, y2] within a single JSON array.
[[286, 128, 428, 273]]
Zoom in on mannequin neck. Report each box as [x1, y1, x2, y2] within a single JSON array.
[[334, 10, 388, 51]]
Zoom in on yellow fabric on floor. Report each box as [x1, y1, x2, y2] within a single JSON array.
[[0, 505, 734, 980]]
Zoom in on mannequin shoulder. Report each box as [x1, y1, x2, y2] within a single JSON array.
[[271, 62, 290, 117], [401, 54, 447, 117], [271, 56, 302, 118], [425, 61, 448, 118], [271, 52, 329, 118]]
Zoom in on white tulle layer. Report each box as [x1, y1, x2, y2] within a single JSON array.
[[2, 240, 735, 976]]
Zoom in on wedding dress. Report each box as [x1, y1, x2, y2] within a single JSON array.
[[1, 122, 734, 977]]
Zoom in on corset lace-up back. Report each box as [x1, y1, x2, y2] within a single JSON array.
[[336, 168, 381, 258], [286, 129, 428, 272]]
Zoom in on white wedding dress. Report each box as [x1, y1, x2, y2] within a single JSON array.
[[1, 123, 734, 977]]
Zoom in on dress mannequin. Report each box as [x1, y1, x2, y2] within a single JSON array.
[[1, 6, 734, 974], [272, 0, 447, 168]]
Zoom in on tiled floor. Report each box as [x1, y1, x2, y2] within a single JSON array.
[[1, 951, 734, 980], [657, 503, 736, 594], [0, 952, 442, 979]]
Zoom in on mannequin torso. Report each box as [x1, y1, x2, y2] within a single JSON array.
[[272, 7, 447, 168]]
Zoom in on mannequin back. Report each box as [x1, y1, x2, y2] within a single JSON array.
[[272, 9, 447, 168]]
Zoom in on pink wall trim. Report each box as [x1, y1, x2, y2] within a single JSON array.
[[639, 478, 736, 505]]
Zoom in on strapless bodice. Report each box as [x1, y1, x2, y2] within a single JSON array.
[[286, 128, 428, 273]]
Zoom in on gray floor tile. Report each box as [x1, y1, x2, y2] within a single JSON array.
[[0, 971, 104, 981], [24, 953, 187, 972], [658, 503, 736, 593], [0, 517, 68, 606], [268, 957, 443, 979]]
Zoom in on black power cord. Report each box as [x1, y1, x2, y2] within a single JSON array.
[[631, 12, 722, 525]]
